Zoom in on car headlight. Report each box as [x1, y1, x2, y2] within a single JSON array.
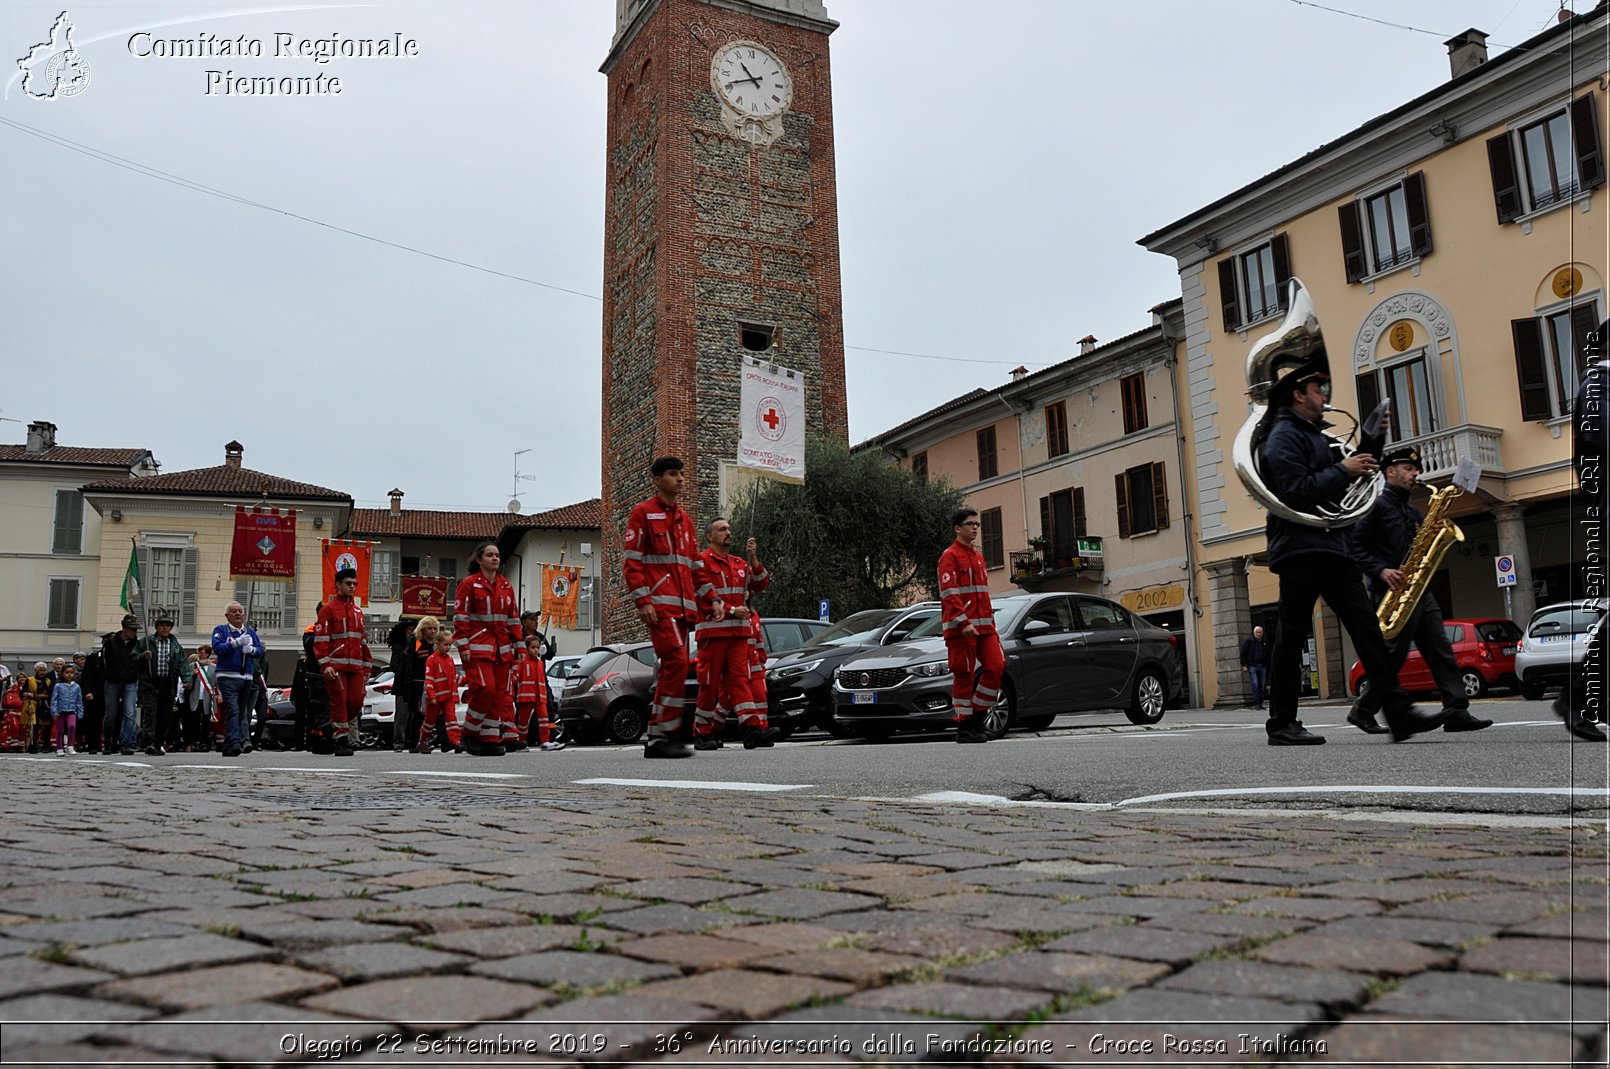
[[908, 660, 951, 679], [770, 658, 823, 680]]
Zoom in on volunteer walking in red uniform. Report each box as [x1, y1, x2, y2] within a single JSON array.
[[623, 456, 717, 759], [313, 568, 371, 756], [453, 541, 521, 757], [939, 508, 1004, 743], [693, 520, 779, 750]]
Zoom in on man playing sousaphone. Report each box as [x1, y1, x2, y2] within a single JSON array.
[[1348, 446, 1492, 734], [1246, 285, 1451, 745]]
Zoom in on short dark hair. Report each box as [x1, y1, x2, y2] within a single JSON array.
[[650, 456, 684, 477], [952, 508, 979, 527], [335, 567, 358, 582], [706, 516, 728, 537]]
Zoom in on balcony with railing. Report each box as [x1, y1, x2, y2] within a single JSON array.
[[1403, 425, 1504, 481], [1010, 536, 1104, 588]]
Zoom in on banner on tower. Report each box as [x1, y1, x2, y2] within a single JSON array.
[[737, 358, 806, 483]]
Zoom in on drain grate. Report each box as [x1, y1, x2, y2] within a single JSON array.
[[218, 789, 571, 811]]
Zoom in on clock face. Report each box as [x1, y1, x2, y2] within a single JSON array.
[[712, 42, 791, 119]]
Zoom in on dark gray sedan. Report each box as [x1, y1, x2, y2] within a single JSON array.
[[831, 592, 1185, 741]]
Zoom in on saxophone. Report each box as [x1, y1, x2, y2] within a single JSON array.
[[1376, 483, 1466, 640]]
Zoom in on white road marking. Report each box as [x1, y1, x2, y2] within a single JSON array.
[[575, 778, 813, 792], [248, 766, 359, 775], [385, 770, 528, 780], [911, 784, 1609, 809]]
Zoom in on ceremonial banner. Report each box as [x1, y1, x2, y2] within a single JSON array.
[[229, 506, 297, 579], [321, 539, 374, 606], [542, 564, 582, 630], [401, 575, 452, 618], [737, 358, 806, 483]]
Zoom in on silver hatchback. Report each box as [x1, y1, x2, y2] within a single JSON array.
[[1515, 599, 1605, 699]]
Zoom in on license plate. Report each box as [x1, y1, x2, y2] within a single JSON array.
[[1538, 635, 1567, 643], [852, 691, 878, 705], [1502, 645, 1516, 655]]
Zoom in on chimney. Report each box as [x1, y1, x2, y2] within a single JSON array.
[[224, 441, 244, 468], [1010, 365, 1028, 382], [1079, 334, 1097, 355], [24, 420, 57, 454], [388, 488, 405, 517], [1445, 29, 1487, 79]]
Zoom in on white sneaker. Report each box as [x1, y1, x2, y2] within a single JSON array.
[[539, 741, 565, 751], [65, 746, 76, 755], [55, 748, 65, 755]]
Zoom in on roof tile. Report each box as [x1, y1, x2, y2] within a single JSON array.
[[80, 464, 348, 501]]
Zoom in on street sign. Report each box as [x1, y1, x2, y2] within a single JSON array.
[[818, 598, 831, 622], [1495, 555, 1517, 587]]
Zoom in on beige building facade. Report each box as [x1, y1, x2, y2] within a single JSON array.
[[0, 421, 157, 674], [1141, 12, 1606, 706], [859, 304, 1201, 703], [80, 443, 352, 684]]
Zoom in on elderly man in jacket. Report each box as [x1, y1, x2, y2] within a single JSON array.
[[135, 614, 188, 756]]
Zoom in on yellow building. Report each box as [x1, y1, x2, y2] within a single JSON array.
[[1140, 13, 1605, 705], [858, 303, 1201, 702], [0, 421, 157, 673], [80, 442, 353, 683]]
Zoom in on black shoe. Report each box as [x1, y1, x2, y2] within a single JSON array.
[[463, 737, 505, 757], [644, 738, 694, 759], [119, 746, 135, 756], [221, 747, 241, 758], [956, 724, 989, 744], [332, 743, 355, 757], [743, 726, 781, 749], [1443, 709, 1493, 732], [504, 740, 527, 752], [1346, 707, 1389, 735], [1385, 703, 1453, 742], [693, 736, 723, 751], [1564, 711, 1608, 741], [1267, 722, 1326, 746]]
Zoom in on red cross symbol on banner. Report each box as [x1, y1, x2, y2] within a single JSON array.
[[763, 407, 780, 430]]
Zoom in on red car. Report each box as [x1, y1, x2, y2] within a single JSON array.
[[1348, 617, 1523, 700]]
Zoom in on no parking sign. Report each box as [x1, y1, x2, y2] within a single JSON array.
[[1494, 555, 1517, 587]]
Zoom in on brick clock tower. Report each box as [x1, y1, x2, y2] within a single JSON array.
[[598, 0, 849, 640]]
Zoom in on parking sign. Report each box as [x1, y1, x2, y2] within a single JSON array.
[[1494, 555, 1517, 587], [818, 598, 831, 622]]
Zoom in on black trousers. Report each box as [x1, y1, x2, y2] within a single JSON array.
[[1357, 593, 1469, 715], [140, 684, 178, 750], [1268, 558, 1408, 734]]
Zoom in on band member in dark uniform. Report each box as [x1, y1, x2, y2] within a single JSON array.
[[1257, 355, 1450, 745], [1348, 446, 1492, 734]]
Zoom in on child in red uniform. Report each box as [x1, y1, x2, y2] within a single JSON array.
[[511, 635, 565, 751], [418, 629, 461, 754]]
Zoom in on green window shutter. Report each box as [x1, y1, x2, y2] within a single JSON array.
[[52, 490, 83, 554]]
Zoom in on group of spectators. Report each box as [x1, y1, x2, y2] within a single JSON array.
[[0, 603, 269, 757]]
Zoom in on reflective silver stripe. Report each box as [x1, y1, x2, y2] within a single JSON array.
[[640, 553, 697, 567], [629, 586, 650, 600], [456, 613, 504, 623], [695, 621, 749, 633], [942, 618, 966, 630], [714, 585, 746, 596], [324, 657, 367, 668], [623, 549, 646, 562], [465, 643, 496, 653]]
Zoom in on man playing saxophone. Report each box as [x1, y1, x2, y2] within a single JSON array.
[[1348, 446, 1493, 734], [1257, 356, 1451, 745]]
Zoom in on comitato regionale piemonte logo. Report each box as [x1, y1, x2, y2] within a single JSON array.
[[17, 11, 90, 100]]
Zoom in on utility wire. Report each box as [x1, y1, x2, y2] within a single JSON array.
[[1, 115, 1066, 369], [1282, 0, 1529, 48]]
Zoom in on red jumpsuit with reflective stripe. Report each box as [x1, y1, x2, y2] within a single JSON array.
[[746, 607, 772, 727], [453, 571, 520, 744], [418, 649, 460, 749], [938, 540, 1004, 724], [694, 549, 761, 737], [622, 496, 710, 740], [313, 593, 371, 741], [510, 650, 552, 744]]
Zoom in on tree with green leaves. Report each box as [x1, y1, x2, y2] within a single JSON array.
[[731, 438, 966, 620]]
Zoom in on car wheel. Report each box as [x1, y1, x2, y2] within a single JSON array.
[[1018, 713, 1055, 732], [1460, 669, 1486, 699], [1125, 669, 1167, 725], [1520, 678, 1546, 701], [980, 682, 1014, 740], [851, 723, 894, 742], [605, 700, 648, 743]]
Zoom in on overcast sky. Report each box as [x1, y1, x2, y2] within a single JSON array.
[[1, 0, 1575, 516]]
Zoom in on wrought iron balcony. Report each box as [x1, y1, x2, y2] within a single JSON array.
[[1010, 537, 1104, 588]]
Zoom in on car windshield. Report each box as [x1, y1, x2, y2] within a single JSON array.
[[906, 598, 1030, 639], [1529, 606, 1604, 637], [802, 608, 902, 647], [574, 648, 619, 677], [1476, 621, 1522, 643]]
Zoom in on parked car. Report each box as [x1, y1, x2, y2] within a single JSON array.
[[557, 619, 841, 743], [831, 592, 1184, 741], [754, 618, 834, 662], [1515, 599, 1605, 699], [547, 655, 586, 694], [765, 603, 941, 734], [1348, 617, 1522, 700]]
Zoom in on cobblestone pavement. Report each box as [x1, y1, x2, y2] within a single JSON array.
[[0, 760, 1604, 1066]]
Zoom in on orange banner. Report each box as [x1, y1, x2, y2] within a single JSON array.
[[320, 539, 373, 606], [542, 564, 581, 630]]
